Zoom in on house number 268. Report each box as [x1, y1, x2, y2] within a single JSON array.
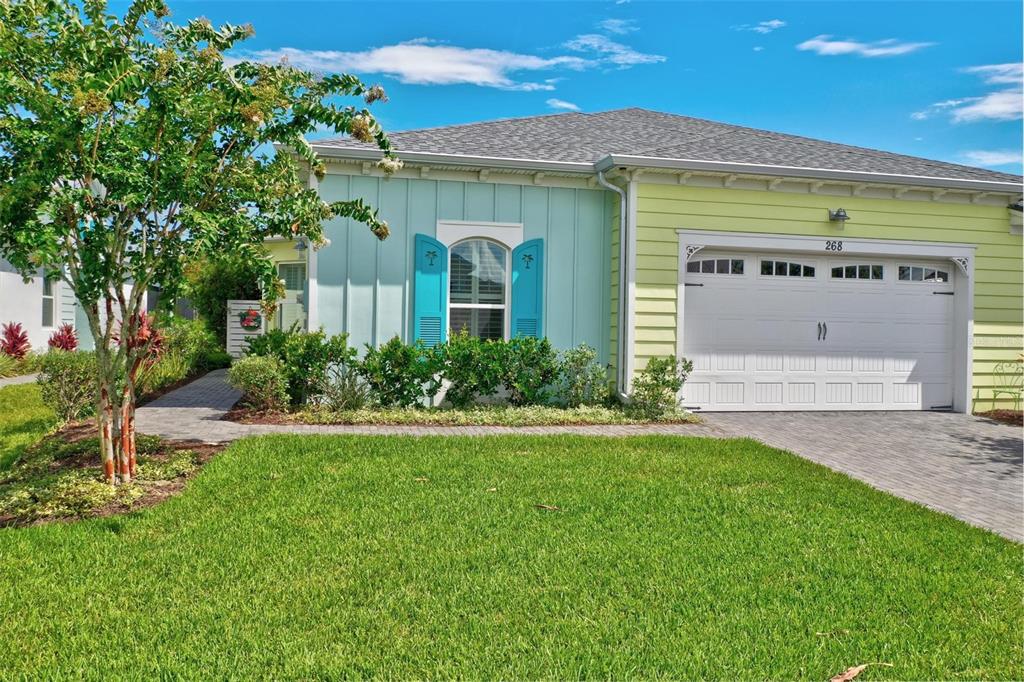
[[824, 240, 843, 252]]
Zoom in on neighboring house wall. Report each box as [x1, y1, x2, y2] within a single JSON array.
[[0, 258, 73, 350], [632, 180, 1022, 411], [304, 167, 614, 362]]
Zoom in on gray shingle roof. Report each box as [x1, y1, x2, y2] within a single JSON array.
[[314, 107, 1022, 185]]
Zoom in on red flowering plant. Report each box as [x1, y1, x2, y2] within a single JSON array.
[[1, 322, 31, 359], [47, 323, 78, 351]]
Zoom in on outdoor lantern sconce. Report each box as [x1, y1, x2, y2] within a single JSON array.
[[293, 238, 308, 252], [828, 208, 850, 225]]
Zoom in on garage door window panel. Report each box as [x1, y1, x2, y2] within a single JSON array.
[[831, 264, 884, 280], [759, 260, 816, 278], [686, 258, 744, 275], [898, 265, 950, 283]]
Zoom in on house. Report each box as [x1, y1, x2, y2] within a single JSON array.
[[272, 108, 1022, 414], [0, 258, 78, 350]]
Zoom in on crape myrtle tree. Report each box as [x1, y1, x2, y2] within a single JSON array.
[[0, 0, 400, 484]]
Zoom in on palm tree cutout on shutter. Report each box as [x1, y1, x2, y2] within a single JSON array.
[[521, 253, 534, 269], [426, 249, 438, 266]]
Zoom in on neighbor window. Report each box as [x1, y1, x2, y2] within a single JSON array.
[[449, 239, 507, 340], [686, 258, 744, 275], [41, 272, 54, 327], [831, 264, 883, 280]]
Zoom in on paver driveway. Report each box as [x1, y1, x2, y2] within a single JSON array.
[[703, 411, 1023, 541]]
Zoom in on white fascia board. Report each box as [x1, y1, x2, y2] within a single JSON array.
[[596, 154, 1023, 194], [306, 144, 595, 175]]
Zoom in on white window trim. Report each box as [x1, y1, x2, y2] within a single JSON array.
[[440, 223, 521, 341], [675, 228, 976, 413], [40, 273, 55, 329]]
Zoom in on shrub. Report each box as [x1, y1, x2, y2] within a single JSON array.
[[162, 317, 219, 367], [246, 327, 357, 406], [37, 351, 97, 422], [1, 322, 30, 359], [227, 355, 288, 412], [438, 330, 504, 408], [628, 355, 694, 419], [318, 363, 369, 411], [359, 336, 442, 408], [500, 336, 559, 406], [0, 353, 17, 378], [557, 344, 609, 407], [183, 255, 263, 346], [47, 324, 78, 351], [134, 318, 225, 396]]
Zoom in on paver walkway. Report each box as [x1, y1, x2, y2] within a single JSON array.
[[136, 371, 1023, 540], [0, 373, 38, 388]]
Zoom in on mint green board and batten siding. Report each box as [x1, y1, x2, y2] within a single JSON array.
[[315, 173, 614, 361]]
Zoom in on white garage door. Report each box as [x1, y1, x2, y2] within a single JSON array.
[[680, 251, 956, 411]]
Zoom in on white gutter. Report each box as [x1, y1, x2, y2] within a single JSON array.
[[595, 154, 1023, 194], [595, 170, 629, 399], [309, 144, 595, 175]]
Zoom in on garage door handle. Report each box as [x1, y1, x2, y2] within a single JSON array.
[[684, 283, 704, 287], [817, 322, 822, 341], [822, 322, 827, 341]]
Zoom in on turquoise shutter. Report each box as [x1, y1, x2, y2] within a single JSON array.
[[511, 239, 543, 338], [413, 234, 448, 347]]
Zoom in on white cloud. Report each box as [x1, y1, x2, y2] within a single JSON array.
[[237, 42, 589, 91], [753, 46, 765, 52], [546, 98, 580, 111], [912, 63, 1023, 123], [962, 62, 1023, 86], [564, 34, 665, 67], [735, 19, 786, 34], [962, 149, 1023, 166], [797, 35, 934, 57], [598, 18, 637, 35]]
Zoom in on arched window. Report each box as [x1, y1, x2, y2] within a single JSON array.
[[449, 239, 508, 340]]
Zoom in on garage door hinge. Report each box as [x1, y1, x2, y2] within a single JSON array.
[[932, 291, 954, 296]]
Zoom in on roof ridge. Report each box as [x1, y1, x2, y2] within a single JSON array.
[[315, 109, 588, 143]]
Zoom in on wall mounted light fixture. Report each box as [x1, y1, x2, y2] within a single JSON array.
[[828, 208, 850, 225]]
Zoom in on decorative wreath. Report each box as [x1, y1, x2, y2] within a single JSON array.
[[238, 308, 262, 331]]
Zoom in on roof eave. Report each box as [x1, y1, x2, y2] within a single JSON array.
[[308, 144, 595, 175], [596, 154, 1023, 194]]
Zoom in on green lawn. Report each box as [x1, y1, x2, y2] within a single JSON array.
[[0, 383, 56, 470], [0, 434, 1020, 679]]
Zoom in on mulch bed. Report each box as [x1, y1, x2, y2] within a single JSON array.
[[0, 423, 226, 528], [976, 410, 1023, 427]]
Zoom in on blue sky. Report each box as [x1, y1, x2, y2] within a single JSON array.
[[155, 1, 1022, 173]]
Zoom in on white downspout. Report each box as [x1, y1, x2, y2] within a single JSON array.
[[596, 170, 629, 400]]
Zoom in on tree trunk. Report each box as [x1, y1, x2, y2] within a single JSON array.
[[99, 385, 117, 485], [120, 382, 137, 482]]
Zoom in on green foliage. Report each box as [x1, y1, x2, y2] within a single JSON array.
[[227, 355, 288, 412], [557, 344, 609, 407], [0, 354, 15, 379], [136, 318, 222, 396], [437, 330, 503, 408], [296, 404, 698, 427], [0, 433, 195, 522], [500, 337, 559, 406], [318, 364, 369, 411], [359, 336, 442, 408], [628, 355, 694, 419], [37, 351, 98, 422], [246, 328, 356, 406], [183, 255, 263, 345]]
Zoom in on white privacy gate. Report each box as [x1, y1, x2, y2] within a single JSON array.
[[226, 299, 264, 358]]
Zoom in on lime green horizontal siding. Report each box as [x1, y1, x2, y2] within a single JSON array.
[[634, 184, 1023, 412]]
